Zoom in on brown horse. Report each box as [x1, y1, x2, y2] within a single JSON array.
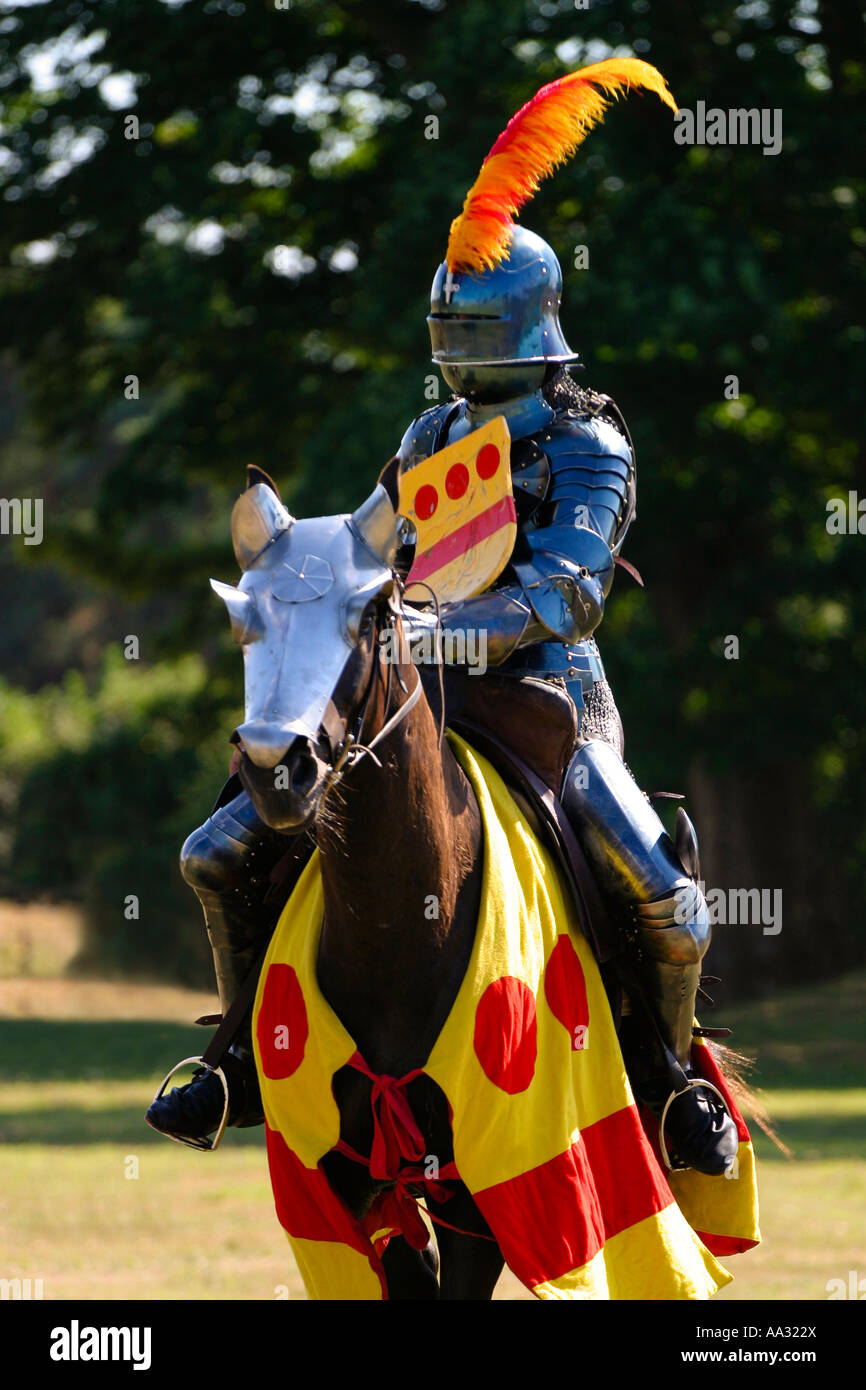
[[223, 476, 511, 1297]]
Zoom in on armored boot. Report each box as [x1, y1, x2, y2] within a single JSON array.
[[562, 737, 738, 1176], [146, 778, 312, 1146]]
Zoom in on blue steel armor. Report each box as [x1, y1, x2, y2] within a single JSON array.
[[395, 228, 735, 1172], [396, 379, 634, 743]]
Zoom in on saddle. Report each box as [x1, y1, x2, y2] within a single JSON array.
[[421, 665, 577, 797], [419, 664, 620, 967]]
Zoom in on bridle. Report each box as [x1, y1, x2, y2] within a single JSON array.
[[318, 590, 425, 790]]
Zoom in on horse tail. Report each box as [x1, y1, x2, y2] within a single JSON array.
[[707, 1039, 792, 1157]]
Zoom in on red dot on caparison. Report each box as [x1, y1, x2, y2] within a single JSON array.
[[415, 484, 438, 520], [256, 963, 308, 1080], [544, 935, 589, 1040], [445, 463, 469, 499], [473, 976, 537, 1094], [476, 443, 500, 479]]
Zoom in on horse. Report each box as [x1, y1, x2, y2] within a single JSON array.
[[212, 472, 758, 1300], [219, 475, 504, 1297]]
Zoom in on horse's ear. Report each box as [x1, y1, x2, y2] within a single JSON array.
[[350, 484, 399, 566], [246, 464, 282, 500], [232, 484, 294, 570], [376, 455, 400, 511]]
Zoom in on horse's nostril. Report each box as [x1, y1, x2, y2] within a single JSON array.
[[290, 748, 318, 798]]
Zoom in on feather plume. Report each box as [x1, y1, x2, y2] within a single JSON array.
[[445, 58, 677, 273]]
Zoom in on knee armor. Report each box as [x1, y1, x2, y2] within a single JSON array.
[[562, 736, 710, 1066], [180, 785, 298, 1016]]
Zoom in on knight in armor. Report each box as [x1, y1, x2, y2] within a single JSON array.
[[148, 59, 738, 1175]]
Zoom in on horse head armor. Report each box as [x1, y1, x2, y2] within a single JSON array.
[[212, 479, 400, 771]]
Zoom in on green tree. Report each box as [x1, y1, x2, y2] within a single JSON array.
[[0, 0, 863, 994]]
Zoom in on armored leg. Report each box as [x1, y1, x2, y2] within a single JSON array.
[[146, 780, 312, 1143], [562, 737, 737, 1174]]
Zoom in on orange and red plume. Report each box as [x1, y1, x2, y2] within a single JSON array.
[[445, 58, 677, 273]]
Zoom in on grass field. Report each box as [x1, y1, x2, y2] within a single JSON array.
[[1, 905, 864, 1301]]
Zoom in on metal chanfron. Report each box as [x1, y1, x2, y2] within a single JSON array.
[[211, 485, 398, 765], [231, 483, 294, 571]]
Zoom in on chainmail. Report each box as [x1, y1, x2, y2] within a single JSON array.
[[579, 678, 625, 758], [542, 366, 626, 437]]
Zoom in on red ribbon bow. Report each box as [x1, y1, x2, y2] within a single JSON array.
[[347, 1053, 427, 1180], [336, 1054, 493, 1255]]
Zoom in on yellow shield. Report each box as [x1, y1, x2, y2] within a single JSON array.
[[399, 416, 516, 603]]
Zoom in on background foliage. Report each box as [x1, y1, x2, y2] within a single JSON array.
[[0, 0, 862, 993]]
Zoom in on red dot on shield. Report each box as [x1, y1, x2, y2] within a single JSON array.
[[415, 484, 438, 520], [476, 443, 500, 480], [445, 463, 469, 499]]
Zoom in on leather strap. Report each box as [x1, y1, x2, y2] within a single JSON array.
[[614, 554, 644, 587], [196, 839, 312, 1069], [199, 938, 271, 1071], [321, 698, 348, 763]]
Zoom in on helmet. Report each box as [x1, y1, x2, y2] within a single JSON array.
[[424, 59, 678, 400], [427, 227, 579, 400]]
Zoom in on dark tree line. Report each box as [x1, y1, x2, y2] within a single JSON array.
[[0, 0, 863, 994]]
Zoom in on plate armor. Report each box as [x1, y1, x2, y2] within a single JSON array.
[[396, 376, 633, 733]]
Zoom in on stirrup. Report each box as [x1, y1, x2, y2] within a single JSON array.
[[146, 1056, 230, 1152], [658, 1077, 733, 1172]]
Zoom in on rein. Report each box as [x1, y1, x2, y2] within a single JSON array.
[[320, 600, 423, 788]]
